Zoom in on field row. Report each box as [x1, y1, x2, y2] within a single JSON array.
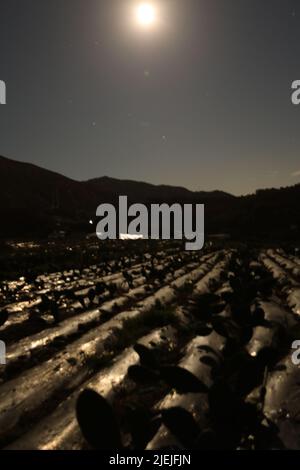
[[0, 246, 300, 449]]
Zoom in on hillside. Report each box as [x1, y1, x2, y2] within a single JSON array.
[[0, 155, 299, 240]]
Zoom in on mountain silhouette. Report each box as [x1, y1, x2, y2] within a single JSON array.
[[0, 155, 299, 240]]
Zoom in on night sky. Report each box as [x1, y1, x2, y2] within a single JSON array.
[[0, 0, 300, 195]]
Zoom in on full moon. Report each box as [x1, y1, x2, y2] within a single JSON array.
[[136, 3, 156, 26]]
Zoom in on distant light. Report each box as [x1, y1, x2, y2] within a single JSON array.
[[137, 3, 156, 26], [120, 233, 144, 240], [89, 220, 93, 225]]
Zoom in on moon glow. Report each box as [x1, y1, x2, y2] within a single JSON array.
[[136, 4, 156, 26]]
